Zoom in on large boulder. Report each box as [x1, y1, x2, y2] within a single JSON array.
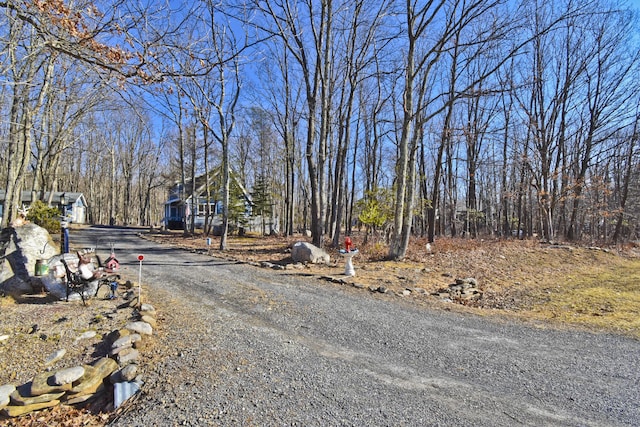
[[0, 224, 58, 295], [291, 241, 330, 264]]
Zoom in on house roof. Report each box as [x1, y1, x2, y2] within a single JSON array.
[[167, 168, 253, 206], [0, 190, 86, 205]]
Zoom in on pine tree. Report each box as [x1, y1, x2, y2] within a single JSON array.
[[227, 180, 249, 235], [251, 175, 273, 235]]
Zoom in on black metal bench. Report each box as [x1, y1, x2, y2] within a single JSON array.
[[60, 257, 92, 305], [60, 257, 120, 305]]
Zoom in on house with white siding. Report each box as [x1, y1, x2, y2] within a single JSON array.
[[0, 191, 88, 225], [163, 169, 266, 234]]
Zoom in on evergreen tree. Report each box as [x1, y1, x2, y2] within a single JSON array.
[[251, 175, 273, 235], [227, 180, 249, 234]]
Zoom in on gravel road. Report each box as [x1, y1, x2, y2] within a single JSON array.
[[73, 227, 639, 426]]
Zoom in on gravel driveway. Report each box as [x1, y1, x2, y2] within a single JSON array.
[[73, 227, 639, 426]]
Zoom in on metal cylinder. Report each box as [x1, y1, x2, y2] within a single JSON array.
[[35, 259, 49, 276]]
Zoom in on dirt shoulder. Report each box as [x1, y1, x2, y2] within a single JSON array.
[[146, 231, 640, 339]]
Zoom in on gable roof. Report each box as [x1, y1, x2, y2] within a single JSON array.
[[0, 191, 86, 206], [167, 168, 253, 206]]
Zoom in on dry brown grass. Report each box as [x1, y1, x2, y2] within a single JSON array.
[[149, 230, 640, 339]]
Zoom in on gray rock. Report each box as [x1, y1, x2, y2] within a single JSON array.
[[125, 321, 153, 336], [291, 242, 330, 264], [0, 276, 32, 296], [52, 366, 85, 385], [140, 303, 156, 314], [2, 398, 61, 416], [120, 364, 138, 381], [65, 388, 104, 405], [110, 364, 138, 383], [112, 333, 141, 349], [11, 388, 66, 405], [0, 384, 16, 407], [140, 315, 157, 327], [44, 348, 66, 366], [456, 277, 478, 287], [0, 224, 58, 295], [69, 358, 118, 397], [117, 348, 140, 365], [30, 371, 73, 395], [110, 344, 133, 356], [75, 331, 97, 342]]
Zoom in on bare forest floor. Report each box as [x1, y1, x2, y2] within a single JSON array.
[[148, 230, 640, 340]]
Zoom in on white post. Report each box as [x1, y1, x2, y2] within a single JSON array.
[[341, 249, 358, 277], [137, 254, 144, 306]]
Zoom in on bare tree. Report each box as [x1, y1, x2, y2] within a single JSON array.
[[2, 14, 51, 227], [187, 1, 243, 249], [2, 0, 638, 248], [258, 41, 305, 236], [564, 7, 640, 240], [328, 0, 391, 246], [391, 0, 517, 258], [252, 0, 337, 247], [611, 116, 639, 243]]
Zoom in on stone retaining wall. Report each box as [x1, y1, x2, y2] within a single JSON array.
[[0, 297, 158, 419]]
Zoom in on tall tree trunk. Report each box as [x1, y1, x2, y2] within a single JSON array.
[[611, 127, 635, 243], [220, 134, 230, 250], [3, 25, 49, 228]]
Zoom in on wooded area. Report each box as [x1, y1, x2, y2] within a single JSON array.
[[1, 0, 639, 259]]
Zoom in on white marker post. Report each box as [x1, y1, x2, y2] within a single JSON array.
[[137, 254, 144, 307]]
